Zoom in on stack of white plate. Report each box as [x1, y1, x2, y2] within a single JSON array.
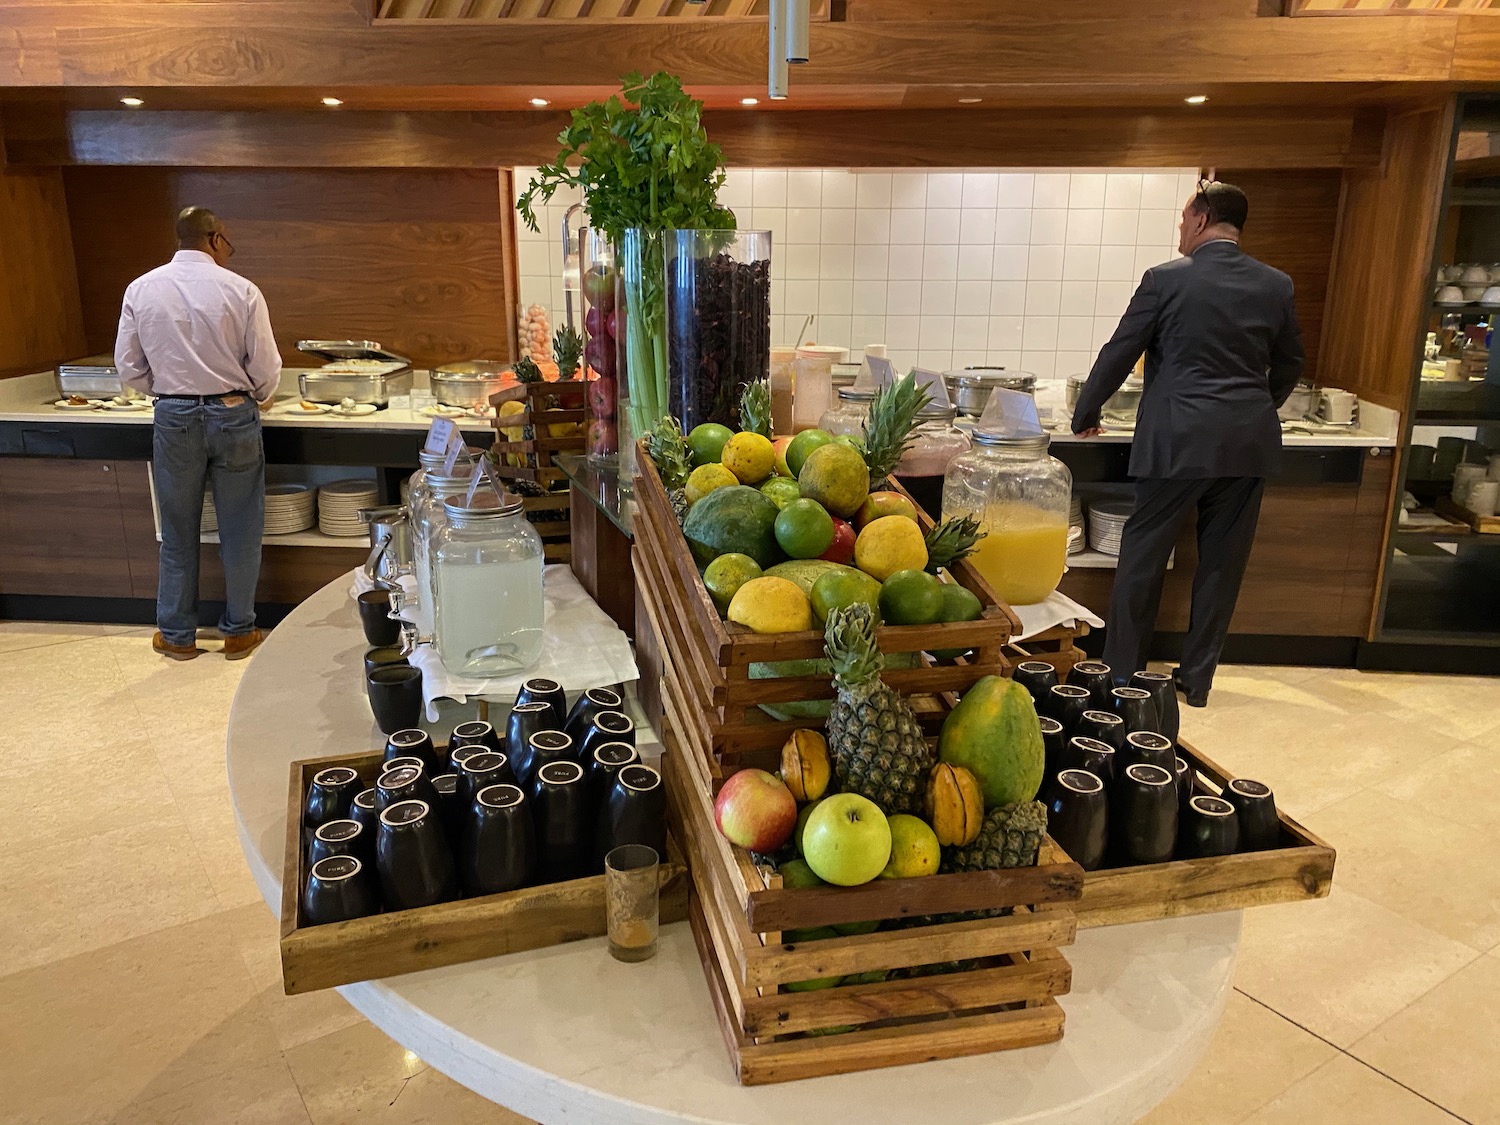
[[318, 478, 378, 537], [202, 492, 219, 534], [265, 483, 317, 535], [1087, 500, 1133, 556]]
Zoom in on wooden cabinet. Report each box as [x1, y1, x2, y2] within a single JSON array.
[[0, 457, 135, 597]]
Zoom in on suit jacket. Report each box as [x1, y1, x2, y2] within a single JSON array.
[[1070, 240, 1305, 480]]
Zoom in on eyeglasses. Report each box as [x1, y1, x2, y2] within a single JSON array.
[[211, 231, 236, 259]]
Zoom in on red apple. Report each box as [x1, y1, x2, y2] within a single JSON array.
[[855, 491, 920, 530], [588, 375, 618, 417], [584, 305, 604, 338], [714, 769, 797, 853], [819, 517, 857, 564], [586, 418, 618, 456], [772, 435, 795, 478], [606, 310, 619, 340]]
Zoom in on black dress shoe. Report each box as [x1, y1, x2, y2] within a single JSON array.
[[1171, 669, 1209, 709]]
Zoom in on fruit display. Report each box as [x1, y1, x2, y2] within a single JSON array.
[[518, 303, 551, 366]]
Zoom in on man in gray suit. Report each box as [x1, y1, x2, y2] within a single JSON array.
[[1071, 182, 1304, 707]]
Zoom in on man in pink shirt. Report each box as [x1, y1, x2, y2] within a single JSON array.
[[115, 207, 282, 661]]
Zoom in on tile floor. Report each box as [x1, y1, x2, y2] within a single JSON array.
[[2, 619, 1497, 1124]]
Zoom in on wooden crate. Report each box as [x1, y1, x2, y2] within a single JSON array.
[[632, 441, 1021, 770], [280, 749, 688, 995], [1071, 738, 1336, 929], [1006, 622, 1088, 678], [488, 379, 588, 489], [1436, 495, 1500, 534], [519, 490, 573, 565], [663, 716, 1080, 1085]]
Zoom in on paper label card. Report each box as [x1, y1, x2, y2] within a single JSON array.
[[424, 417, 457, 455]]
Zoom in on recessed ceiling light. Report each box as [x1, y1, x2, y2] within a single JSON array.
[[740, 97, 759, 106], [1184, 94, 1208, 105], [119, 97, 144, 107], [530, 97, 551, 108], [958, 97, 982, 104], [321, 96, 343, 107]]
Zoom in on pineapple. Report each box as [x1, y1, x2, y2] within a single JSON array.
[[739, 378, 772, 438], [552, 325, 584, 380], [513, 355, 543, 385], [646, 416, 693, 523], [823, 604, 934, 816], [925, 515, 986, 574], [944, 801, 1048, 872], [861, 371, 933, 488]]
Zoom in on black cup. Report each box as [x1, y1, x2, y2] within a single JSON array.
[[1013, 661, 1060, 708], [1047, 768, 1109, 871], [357, 588, 401, 647], [349, 787, 379, 837], [1075, 709, 1126, 751], [451, 720, 502, 754], [1066, 660, 1114, 711], [367, 665, 423, 735], [531, 760, 590, 882], [302, 855, 378, 926], [1223, 778, 1280, 851], [309, 818, 372, 866], [430, 772, 465, 851], [564, 687, 625, 744], [1110, 686, 1160, 737], [506, 703, 557, 780], [1061, 735, 1117, 786], [375, 764, 438, 812], [1119, 730, 1176, 776], [1111, 762, 1178, 866], [304, 767, 362, 833], [1130, 670, 1180, 745], [1045, 684, 1093, 738], [376, 798, 459, 910], [586, 742, 640, 806], [463, 784, 538, 896], [579, 711, 635, 762], [516, 678, 568, 730], [1182, 795, 1240, 858], [385, 729, 442, 776], [457, 750, 519, 812], [363, 645, 408, 680], [523, 730, 576, 786], [596, 763, 667, 872], [382, 755, 426, 776], [1039, 717, 1067, 786], [448, 743, 485, 773], [1174, 757, 1194, 817]]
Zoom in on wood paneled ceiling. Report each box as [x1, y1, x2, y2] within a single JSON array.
[[374, 0, 808, 18], [1293, 0, 1500, 12]]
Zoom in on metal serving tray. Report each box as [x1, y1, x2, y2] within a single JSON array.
[[297, 368, 414, 407], [56, 355, 123, 399]]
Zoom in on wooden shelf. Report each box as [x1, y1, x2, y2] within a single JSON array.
[[158, 529, 369, 550], [1452, 155, 1500, 183]]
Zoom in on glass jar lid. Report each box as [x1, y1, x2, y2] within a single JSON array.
[[916, 401, 958, 423], [972, 430, 1050, 451], [442, 490, 524, 522], [837, 385, 876, 403]]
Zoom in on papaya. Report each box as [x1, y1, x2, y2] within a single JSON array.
[[937, 675, 1045, 808]]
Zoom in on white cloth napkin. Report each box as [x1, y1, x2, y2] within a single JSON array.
[[1010, 590, 1105, 642], [349, 565, 638, 720]]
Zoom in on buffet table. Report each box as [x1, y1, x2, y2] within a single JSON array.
[[229, 575, 1239, 1125]]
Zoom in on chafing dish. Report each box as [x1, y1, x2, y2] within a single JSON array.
[[1066, 371, 1143, 426], [430, 360, 510, 409], [55, 355, 123, 399], [942, 367, 1037, 417], [295, 340, 412, 406]]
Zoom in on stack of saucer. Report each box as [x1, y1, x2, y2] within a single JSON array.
[[318, 479, 378, 537], [265, 483, 317, 535], [1067, 495, 1085, 555], [1087, 500, 1133, 556]]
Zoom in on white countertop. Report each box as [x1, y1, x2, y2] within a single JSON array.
[[0, 370, 495, 434], [229, 576, 1238, 1125]]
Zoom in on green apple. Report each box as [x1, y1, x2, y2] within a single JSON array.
[[778, 858, 825, 890], [802, 793, 892, 886]]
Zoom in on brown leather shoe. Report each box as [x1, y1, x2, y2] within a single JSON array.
[[222, 628, 267, 661], [152, 631, 203, 661]]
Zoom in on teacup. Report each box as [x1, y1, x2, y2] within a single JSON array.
[[1436, 284, 1466, 305]]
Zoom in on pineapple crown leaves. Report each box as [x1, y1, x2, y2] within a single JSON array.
[[739, 378, 772, 437], [552, 325, 584, 379], [925, 515, 986, 574], [823, 603, 886, 689], [647, 415, 693, 491], [862, 372, 934, 484], [513, 355, 543, 385]]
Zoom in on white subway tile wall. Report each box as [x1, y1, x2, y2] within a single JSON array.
[[512, 167, 1196, 378]]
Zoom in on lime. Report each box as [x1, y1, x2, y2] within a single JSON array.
[[833, 433, 868, 457], [855, 515, 929, 581], [879, 569, 945, 625], [793, 800, 821, 854], [727, 576, 814, 634], [722, 431, 775, 484], [703, 553, 763, 614], [760, 477, 801, 510], [930, 582, 984, 658], [686, 422, 734, 466], [831, 920, 881, 936], [774, 499, 836, 560], [778, 858, 825, 890], [810, 568, 883, 625], [684, 462, 737, 505], [785, 429, 835, 478]]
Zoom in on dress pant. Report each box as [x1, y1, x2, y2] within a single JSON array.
[[152, 396, 265, 646], [1102, 476, 1266, 697]]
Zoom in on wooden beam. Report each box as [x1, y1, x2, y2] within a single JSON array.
[[4, 105, 1387, 169]]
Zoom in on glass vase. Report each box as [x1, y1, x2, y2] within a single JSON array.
[[580, 228, 621, 466], [619, 228, 669, 443], [665, 229, 772, 433]]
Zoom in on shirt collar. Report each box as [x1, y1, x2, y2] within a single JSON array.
[[171, 250, 216, 265], [1193, 239, 1241, 255]]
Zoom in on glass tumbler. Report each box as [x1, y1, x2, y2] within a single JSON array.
[[604, 844, 660, 964]]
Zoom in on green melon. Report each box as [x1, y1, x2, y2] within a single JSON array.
[[681, 485, 785, 569], [764, 559, 860, 597], [937, 675, 1045, 808], [751, 650, 921, 722]]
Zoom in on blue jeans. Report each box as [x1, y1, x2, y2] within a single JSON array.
[[153, 396, 265, 646]]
